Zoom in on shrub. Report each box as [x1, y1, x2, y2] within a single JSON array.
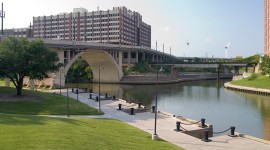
[[247, 73, 258, 81]]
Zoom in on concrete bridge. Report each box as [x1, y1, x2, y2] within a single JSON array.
[[152, 62, 257, 69], [151, 62, 258, 79], [2, 38, 258, 87], [30, 38, 177, 86]]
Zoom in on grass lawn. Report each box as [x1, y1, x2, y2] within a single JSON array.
[[231, 74, 270, 89], [0, 79, 4, 86], [0, 78, 15, 87], [0, 87, 102, 115], [0, 114, 183, 150]]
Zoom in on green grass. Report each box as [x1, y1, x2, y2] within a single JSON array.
[[0, 79, 4, 86], [0, 114, 183, 150], [231, 74, 270, 89], [0, 87, 102, 115], [0, 78, 15, 87]]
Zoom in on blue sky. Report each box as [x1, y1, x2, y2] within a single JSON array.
[[2, 0, 264, 58]]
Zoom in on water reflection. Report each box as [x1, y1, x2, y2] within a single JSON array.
[[73, 80, 270, 141], [236, 92, 270, 140]]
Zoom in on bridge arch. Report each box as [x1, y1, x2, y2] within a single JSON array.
[[55, 49, 123, 86]]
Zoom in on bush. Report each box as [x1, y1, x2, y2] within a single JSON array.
[[122, 65, 129, 75], [130, 61, 152, 73], [260, 55, 270, 76], [247, 73, 258, 81]]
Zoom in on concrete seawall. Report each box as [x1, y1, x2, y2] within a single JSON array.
[[224, 82, 270, 96], [120, 73, 233, 85]]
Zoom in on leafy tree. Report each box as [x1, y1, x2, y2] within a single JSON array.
[[236, 54, 260, 63], [0, 37, 62, 95], [67, 57, 93, 83], [129, 61, 152, 73], [193, 57, 202, 62], [260, 55, 270, 76]]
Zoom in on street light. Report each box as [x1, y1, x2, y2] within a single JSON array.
[[152, 65, 164, 140], [186, 41, 190, 57], [59, 68, 63, 95], [225, 43, 231, 58], [65, 73, 70, 117], [98, 64, 104, 112], [152, 40, 160, 140]]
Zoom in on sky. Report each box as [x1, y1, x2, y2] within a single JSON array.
[[1, 0, 264, 58]]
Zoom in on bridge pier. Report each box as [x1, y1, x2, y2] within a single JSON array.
[[118, 51, 123, 69], [142, 52, 146, 61], [29, 79, 35, 91], [152, 54, 155, 62], [217, 64, 220, 83], [224, 66, 230, 74], [171, 67, 179, 78], [4, 77, 10, 87], [233, 66, 240, 75], [128, 50, 131, 67], [136, 51, 139, 63], [53, 68, 66, 87]]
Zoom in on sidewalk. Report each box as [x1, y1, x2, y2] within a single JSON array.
[[49, 89, 270, 150]]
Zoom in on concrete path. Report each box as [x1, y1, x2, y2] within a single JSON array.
[[48, 89, 270, 150]]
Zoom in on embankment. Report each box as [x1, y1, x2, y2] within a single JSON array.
[[120, 73, 233, 84]]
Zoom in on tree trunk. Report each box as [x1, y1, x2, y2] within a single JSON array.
[[16, 77, 24, 96]]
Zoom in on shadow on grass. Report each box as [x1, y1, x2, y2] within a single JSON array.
[[0, 114, 113, 127], [0, 114, 102, 126], [0, 87, 101, 115]]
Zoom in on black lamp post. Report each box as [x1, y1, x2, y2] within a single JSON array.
[[65, 74, 70, 117], [152, 40, 159, 140], [98, 64, 103, 112], [60, 68, 63, 95]]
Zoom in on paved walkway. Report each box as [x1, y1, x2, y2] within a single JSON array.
[[49, 89, 270, 150]]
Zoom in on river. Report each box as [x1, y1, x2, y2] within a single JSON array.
[[72, 80, 270, 141]]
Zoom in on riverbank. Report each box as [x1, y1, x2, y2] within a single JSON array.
[[231, 74, 270, 89], [225, 74, 270, 96], [49, 89, 270, 150], [120, 73, 233, 84], [224, 82, 270, 96]]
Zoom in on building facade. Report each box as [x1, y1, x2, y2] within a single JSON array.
[[32, 7, 151, 47], [265, 0, 270, 56], [2, 27, 32, 38]]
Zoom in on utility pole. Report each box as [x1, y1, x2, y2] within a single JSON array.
[[156, 40, 157, 51], [0, 3, 5, 36], [163, 43, 164, 53], [29, 22, 32, 38]]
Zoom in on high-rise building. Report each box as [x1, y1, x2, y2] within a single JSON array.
[[32, 7, 151, 47], [265, 0, 270, 56]]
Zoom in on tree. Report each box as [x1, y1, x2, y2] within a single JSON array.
[[0, 37, 62, 95], [67, 57, 93, 83], [193, 57, 202, 63], [260, 55, 270, 76], [129, 61, 152, 73], [236, 54, 260, 63]]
